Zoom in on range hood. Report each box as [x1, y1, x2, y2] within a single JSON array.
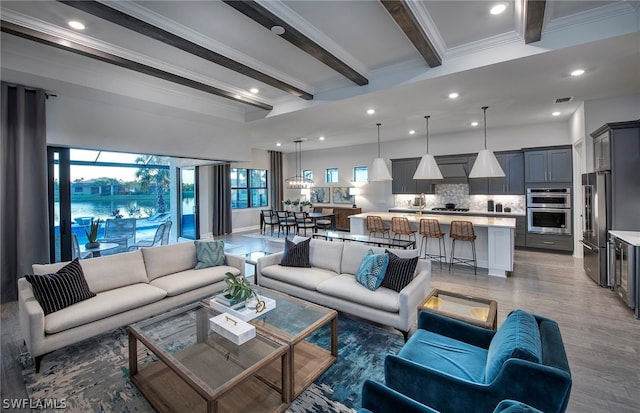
[[437, 163, 469, 184]]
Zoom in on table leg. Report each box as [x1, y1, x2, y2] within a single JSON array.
[[331, 316, 338, 358], [128, 330, 138, 377]]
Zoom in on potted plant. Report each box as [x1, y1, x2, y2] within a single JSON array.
[[84, 218, 101, 249], [302, 201, 313, 213], [292, 198, 300, 211], [219, 272, 266, 312], [283, 199, 292, 211]]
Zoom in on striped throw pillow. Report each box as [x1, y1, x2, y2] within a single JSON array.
[[25, 259, 96, 315], [280, 238, 311, 268], [380, 250, 418, 292]]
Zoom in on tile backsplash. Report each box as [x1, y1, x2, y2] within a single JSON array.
[[394, 184, 525, 213]]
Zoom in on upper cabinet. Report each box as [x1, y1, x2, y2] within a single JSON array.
[[524, 147, 572, 184], [391, 159, 435, 194], [593, 130, 611, 171], [468, 151, 524, 195]]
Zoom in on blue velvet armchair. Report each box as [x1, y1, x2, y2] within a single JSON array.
[[358, 380, 439, 413], [385, 310, 572, 413]]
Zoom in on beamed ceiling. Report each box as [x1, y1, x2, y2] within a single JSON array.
[[1, 0, 639, 153]]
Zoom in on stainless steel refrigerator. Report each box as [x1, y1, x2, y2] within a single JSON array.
[[581, 172, 611, 286]]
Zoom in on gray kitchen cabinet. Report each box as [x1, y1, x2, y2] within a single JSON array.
[[515, 216, 526, 247], [593, 130, 611, 171], [468, 151, 524, 195], [392, 158, 435, 194], [525, 147, 572, 184], [467, 154, 488, 195]]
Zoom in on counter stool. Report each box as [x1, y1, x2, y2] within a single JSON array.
[[449, 220, 477, 275], [367, 215, 390, 238], [315, 208, 334, 232], [391, 217, 416, 244], [419, 219, 446, 270]]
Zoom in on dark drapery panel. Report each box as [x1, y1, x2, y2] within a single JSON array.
[[212, 163, 232, 236], [1, 82, 49, 303], [269, 150, 283, 210]]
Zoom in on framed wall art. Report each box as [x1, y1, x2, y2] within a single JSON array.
[[331, 187, 354, 204], [310, 187, 330, 204]]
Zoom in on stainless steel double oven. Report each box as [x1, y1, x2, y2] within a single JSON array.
[[526, 188, 572, 235]]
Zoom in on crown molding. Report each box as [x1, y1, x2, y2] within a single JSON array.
[[445, 31, 524, 60], [102, 0, 314, 95], [403, 0, 447, 59], [544, 1, 639, 33]]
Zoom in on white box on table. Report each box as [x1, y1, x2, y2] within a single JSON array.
[[209, 313, 256, 345], [209, 296, 276, 322]]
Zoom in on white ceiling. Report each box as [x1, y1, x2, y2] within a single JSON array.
[[1, 0, 639, 155]]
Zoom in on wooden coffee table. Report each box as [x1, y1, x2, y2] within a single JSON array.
[[129, 302, 290, 413], [418, 288, 498, 330]]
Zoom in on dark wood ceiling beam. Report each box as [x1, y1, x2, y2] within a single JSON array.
[[380, 0, 441, 68], [525, 0, 546, 44], [58, 0, 312, 100], [0, 20, 273, 111], [223, 0, 368, 86]]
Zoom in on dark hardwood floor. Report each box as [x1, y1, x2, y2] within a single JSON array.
[[2, 232, 639, 412]]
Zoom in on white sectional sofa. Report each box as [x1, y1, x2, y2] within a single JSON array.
[[256, 237, 431, 339], [19, 242, 244, 372]]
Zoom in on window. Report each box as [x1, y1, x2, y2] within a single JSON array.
[[353, 166, 368, 182], [231, 168, 268, 209], [303, 169, 313, 181], [326, 168, 338, 183]]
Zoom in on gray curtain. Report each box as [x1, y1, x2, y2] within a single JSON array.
[[212, 163, 232, 236], [269, 150, 283, 211], [1, 82, 49, 303]]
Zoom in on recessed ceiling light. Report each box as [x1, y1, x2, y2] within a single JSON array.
[[276, 142, 282, 147], [271, 25, 285, 35], [409, 130, 416, 135], [490, 4, 507, 15], [471, 121, 479, 127], [570, 69, 585, 77], [319, 136, 325, 141], [448, 92, 459, 99], [68, 20, 85, 30], [249, 87, 259, 94], [552, 111, 561, 117], [367, 109, 375, 115]]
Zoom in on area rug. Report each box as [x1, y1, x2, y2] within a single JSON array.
[[19, 314, 404, 412]]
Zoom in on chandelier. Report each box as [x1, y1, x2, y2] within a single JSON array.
[[285, 139, 314, 189]]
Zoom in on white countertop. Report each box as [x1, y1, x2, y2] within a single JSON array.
[[609, 230, 640, 247], [389, 208, 525, 217], [350, 212, 516, 228]]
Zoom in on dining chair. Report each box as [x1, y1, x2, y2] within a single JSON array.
[[262, 210, 279, 236], [127, 221, 168, 250], [315, 208, 334, 232], [277, 211, 296, 237], [294, 211, 316, 236]]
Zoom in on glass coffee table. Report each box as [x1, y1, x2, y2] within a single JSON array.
[[128, 302, 290, 413], [418, 289, 498, 330], [205, 285, 338, 400]]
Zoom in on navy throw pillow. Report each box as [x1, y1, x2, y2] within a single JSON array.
[[380, 250, 418, 292], [280, 238, 311, 268]]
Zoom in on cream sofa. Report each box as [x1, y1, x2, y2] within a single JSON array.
[[257, 237, 431, 339], [19, 242, 244, 372]]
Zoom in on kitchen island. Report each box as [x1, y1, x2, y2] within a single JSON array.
[[349, 212, 515, 277]]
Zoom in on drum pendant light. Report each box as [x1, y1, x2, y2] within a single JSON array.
[[469, 106, 505, 178], [413, 115, 443, 179], [369, 123, 392, 181]]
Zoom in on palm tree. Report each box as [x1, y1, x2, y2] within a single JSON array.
[[135, 156, 170, 214]]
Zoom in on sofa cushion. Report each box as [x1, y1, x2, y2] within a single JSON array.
[[142, 242, 197, 281], [44, 283, 167, 334], [380, 250, 418, 292], [294, 236, 343, 273], [485, 310, 542, 383], [341, 243, 385, 275], [261, 265, 336, 291], [399, 329, 488, 383], [151, 265, 238, 296], [355, 250, 389, 291], [281, 238, 311, 267], [25, 259, 96, 315], [317, 274, 400, 312], [194, 240, 226, 269]]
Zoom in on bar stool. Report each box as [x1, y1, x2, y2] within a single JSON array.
[[367, 215, 390, 238], [449, 220, 477, 275], [418, 219, 446, 270], [391, 217, 416, 244]]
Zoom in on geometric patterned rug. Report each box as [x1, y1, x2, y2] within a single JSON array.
[[19, 314, 404, 412]]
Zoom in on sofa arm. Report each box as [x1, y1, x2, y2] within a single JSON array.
[[397, 259, 432, 333], [224, 253, 245, 277], [418, 311, 496, 349], [256, 252, 283, 285], [18, 278, 46, 357], [360, 380, 439, 413]]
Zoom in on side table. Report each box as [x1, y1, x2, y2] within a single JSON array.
[[418, 288, 498, 330]]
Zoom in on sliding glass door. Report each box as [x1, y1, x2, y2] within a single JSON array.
[[178, 167, 199, 240]]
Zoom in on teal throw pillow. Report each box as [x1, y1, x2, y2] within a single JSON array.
[[355, 249, 389, 291], [194, 240, 226, 269]]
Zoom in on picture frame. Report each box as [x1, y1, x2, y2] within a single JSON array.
[[331, 187, 354, 204], [310, 187, 330, 204]]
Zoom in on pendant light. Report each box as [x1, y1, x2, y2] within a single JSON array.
[[369, 123, 392, 181], [469, 106, 505, 178], [285, 139, 314, 189], [413, 115, 443, 179]]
